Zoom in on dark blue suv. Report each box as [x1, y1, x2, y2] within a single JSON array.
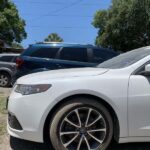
[[13, 42, 118, 83]]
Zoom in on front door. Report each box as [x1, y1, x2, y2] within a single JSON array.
[[128, 71, 150, 137]]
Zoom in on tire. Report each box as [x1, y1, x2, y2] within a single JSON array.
[[0, 72, 11, 87], [49, 97, 113, 150]]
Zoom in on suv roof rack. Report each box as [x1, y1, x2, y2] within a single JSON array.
[[36, 42, 94, 46]]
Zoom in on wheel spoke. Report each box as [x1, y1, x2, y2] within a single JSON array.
[[0, 75, 4, 78], [74, 109, 82, 127], [87, 115, 102, 127], [3, 77, 8, 80], [85, 108, 92, 127], [64, 118, 80, 128], [0, 75, 8, 86], [83, 136, 91, 150], [63, 133, 79, 147], [1, 81, 5, 86], [60, 131, 79, 136], [77, 135, 84, 150], [88, 128, 106, 133], [87, 132, 103, 144], [59, 107, 107, 150], [1, 81, 6, 85], [3, 80, 7, 84]]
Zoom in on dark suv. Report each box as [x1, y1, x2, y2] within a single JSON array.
[[13, 42, 118, 83]]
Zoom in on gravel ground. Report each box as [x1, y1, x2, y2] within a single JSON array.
[[0, 87, 12, 97], [5, 137, 150, 150], [1, 87, 150, 150]]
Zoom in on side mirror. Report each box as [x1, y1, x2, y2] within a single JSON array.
[[140, 64, 150, 76], [145, 64, 150, 72]]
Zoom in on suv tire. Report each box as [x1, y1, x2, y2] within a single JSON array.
[[0, 72, 11, 87]]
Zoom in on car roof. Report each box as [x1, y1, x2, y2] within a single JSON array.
[[33, 42, 96, 48], [30, 42, 116, 53], [0, 53, 20, 56]]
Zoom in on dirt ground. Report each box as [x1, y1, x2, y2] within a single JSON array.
[[1, 136, 150, 150], [0, 87, 12, 97], [1, 87, 150, 150]]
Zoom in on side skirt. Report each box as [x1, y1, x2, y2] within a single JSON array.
[[119, 137, 150, 143]]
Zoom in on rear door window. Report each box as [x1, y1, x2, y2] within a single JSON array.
[[92, 49, 117, 63], [59, 47, 88, 62], [0, 56, 14, 62], [12, 56, 18, 62], [22, 47, 60, 59]]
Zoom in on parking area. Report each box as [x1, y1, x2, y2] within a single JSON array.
[[0, 87, 12, 97], [0, 87, 150, 150]]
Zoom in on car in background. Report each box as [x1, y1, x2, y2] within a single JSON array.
[[13, 42, 118, 83], [0, 53, 19, 87]]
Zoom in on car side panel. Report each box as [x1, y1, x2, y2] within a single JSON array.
[[15, 56, 96, 79], [0, 62, 15, 76], [22, 56, 96, 69], [46, 73, 128, 139], [41, 73, 129, 138], [128, 75, 150, 137], [8, 70, 130, 143]]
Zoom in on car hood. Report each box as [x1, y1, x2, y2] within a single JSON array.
[[17, 67, 108, 84]]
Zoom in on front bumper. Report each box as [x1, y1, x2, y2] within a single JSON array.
[[7, 123, 43, 142], [7, 89, 55, 143], [8, 112, 23, 130]]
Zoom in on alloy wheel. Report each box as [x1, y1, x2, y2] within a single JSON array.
[[0, 74, 9, 87], [59, 107, 107, 150]]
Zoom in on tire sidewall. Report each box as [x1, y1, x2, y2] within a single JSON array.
[[0, 72, 11, 87], [49, 98, 113, 150]]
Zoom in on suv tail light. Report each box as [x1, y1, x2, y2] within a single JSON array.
[[16, 57, 24, 68]]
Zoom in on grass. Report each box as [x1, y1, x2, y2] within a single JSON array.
[[0, 97, 7, 114], [0, 122, 6, 136], [0, 97, 7, 140]]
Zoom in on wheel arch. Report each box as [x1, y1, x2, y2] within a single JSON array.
[[0, 69, 12, 77], [43, 93, 120, 143]]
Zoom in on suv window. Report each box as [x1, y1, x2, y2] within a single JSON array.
[[0, 56, 14, 62], [92, 49, 117, 63], [22, 47, 59, 59], [59, 47, 87, 62], [12, 56, 18, 62]]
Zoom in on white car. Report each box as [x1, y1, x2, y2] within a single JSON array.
[[7, 46, 150, 150]]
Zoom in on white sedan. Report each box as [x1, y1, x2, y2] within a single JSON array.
[[7, 46, 150, 150]]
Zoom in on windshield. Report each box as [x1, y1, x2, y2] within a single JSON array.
[[98, 47, 150, 69]]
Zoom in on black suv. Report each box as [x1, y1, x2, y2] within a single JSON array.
[[13, 42, 118, 83]]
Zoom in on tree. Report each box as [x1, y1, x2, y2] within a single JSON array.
[[11, 42, 23, 49], [0, 0, 27, 44], [93, 0, 150, 52], [44, 33, 63, 42]]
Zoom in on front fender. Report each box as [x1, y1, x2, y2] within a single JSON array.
[[29, 68, 49, 74], [39, 89, 120, 141]]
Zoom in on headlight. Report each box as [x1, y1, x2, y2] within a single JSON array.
[[15, 84, 52, 95]]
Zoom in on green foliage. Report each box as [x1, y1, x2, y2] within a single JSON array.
[[93, 0, 150, 52], [11, 42, 23, 49], [44, 33, 64, 42], [0, 97, 7, 137], [0, 0, 27, 44], [0, 97, 7, 114], [0, 122, 6, 136]]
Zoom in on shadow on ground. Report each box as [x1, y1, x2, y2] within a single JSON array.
[[10, 136, 150, 150]]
